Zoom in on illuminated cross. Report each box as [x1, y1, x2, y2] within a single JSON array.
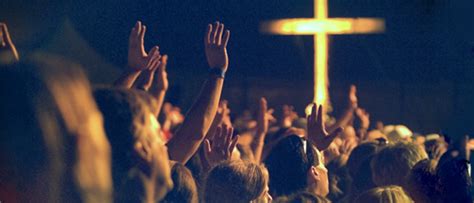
[[261, 0, 384, 111]]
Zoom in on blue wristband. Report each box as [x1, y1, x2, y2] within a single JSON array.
[[209, 68, 226, 78]]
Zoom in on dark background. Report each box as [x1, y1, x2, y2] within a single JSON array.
[[1, 0, 473, 136]]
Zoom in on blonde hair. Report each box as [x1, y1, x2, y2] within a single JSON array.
[[371, 142, 427, 187], [354, 186, 413, 203]]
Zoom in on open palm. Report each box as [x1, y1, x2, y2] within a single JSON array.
[[205, 22, 230, 71]]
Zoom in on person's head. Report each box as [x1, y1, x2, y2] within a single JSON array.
[[94, 88, 172, 201], [161, 162, 198, 203], [371, 142, 427, 188], [406, 159, 438, 203], [346, 142, 380, 178], [274, 191, 330, 203], [0, 58, 112, 202], [204, 160, 271, 203], [354, 185, 413, 203], [436, 158, 472, 203], [264, 135, 328, 197]]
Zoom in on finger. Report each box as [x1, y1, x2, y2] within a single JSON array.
[[217, 23, 224, 46], [148, 57, 162, 71], [209, 126, 220, 141], [159, 55, 168, 71], [227, 135, 239, 158], [317, 105, 324, 130], [205, 24, 212, 45], [260, 97, 267, 115], [1, 23, 12, 45], [219, 125, 228, 149], [350, 84, 357, 95], [211, 21, 219, 44], [139, 25, 146, 42], [309, 103, 317, 123], [140, 67, 158, 90], [214, 126, 223, 147], [204, 139, 212, 161], [145, 49, 161, 69], [135, 21, 142, 37], [222, 30, 230, 47], [204, 139, 212, 153], [225, 127, 234, 149]]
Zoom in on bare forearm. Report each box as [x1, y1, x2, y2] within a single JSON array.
[[251, 132, 266, 163], [151, 90, 166, 117], [328, 107, 354, 133], [114, 69, 141, 88], [167, 76, 224, 163]]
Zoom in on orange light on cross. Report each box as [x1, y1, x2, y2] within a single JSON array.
[[261, 0, 384, 110]]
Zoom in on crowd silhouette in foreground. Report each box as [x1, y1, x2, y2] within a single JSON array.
[[0, 21, 472, 203]]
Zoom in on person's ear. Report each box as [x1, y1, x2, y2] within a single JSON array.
[[307, 166, 320, 184]]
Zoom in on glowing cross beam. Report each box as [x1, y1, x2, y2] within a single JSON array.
[[261, 0, 384, 108]]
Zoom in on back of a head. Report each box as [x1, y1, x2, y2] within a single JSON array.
[[371, 142, 427, 187], [0, 59, 112, 202], [354, 186, 413, 203], [436, 158, 472, 203], [94, 88, 149, 163], [161, 163, 198, 203], [93, 88, 170, 201], [406, 159, 438, 203], [204, 160, 268, 203], [346, 142, 379, 178], [275, 192, 330, 203], [264, 135, 316, 197]]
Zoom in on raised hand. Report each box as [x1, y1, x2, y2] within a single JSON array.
[[132, 47, 162, 91], [256, 97, 275, 136], [307, 104, 343, 151], [348, 85, 358, 109], [0, 23, 19, 63], [152, 55, 169, 91], [205, 101, 229, 140], [203, 125, 239, 167], [128, 21, 157, 71], [281, 104, 298, 127], [205, 22, 230, 71]]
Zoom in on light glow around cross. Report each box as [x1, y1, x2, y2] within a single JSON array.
[[261, 0, 384, 109]]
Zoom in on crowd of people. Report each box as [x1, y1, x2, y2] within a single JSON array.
[[0, 20, 472, 203]]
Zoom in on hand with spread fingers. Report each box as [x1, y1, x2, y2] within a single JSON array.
[[0, 23, 19, 63], [307, 104, 343, 151], [203, 125, 239, 168], [132, 47, 162, 91], [205, 21, 230, 71], [128, 21, 159, 71]]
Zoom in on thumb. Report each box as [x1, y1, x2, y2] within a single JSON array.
[[204, 139, 212, 153]]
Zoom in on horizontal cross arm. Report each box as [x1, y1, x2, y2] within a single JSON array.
[[261, 18, 385, 35]]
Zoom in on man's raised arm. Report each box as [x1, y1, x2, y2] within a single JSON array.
[[167, 22, 230, 163]]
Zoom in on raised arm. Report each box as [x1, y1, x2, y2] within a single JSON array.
[[327, 85, 358, 133], [148, 55, 169, 117], [114, 21, 158, 88], [307, 104, 343, 151], [252, 97, 274, 163], [167, 22, 230, 163], [0, 23, 19, 63]]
